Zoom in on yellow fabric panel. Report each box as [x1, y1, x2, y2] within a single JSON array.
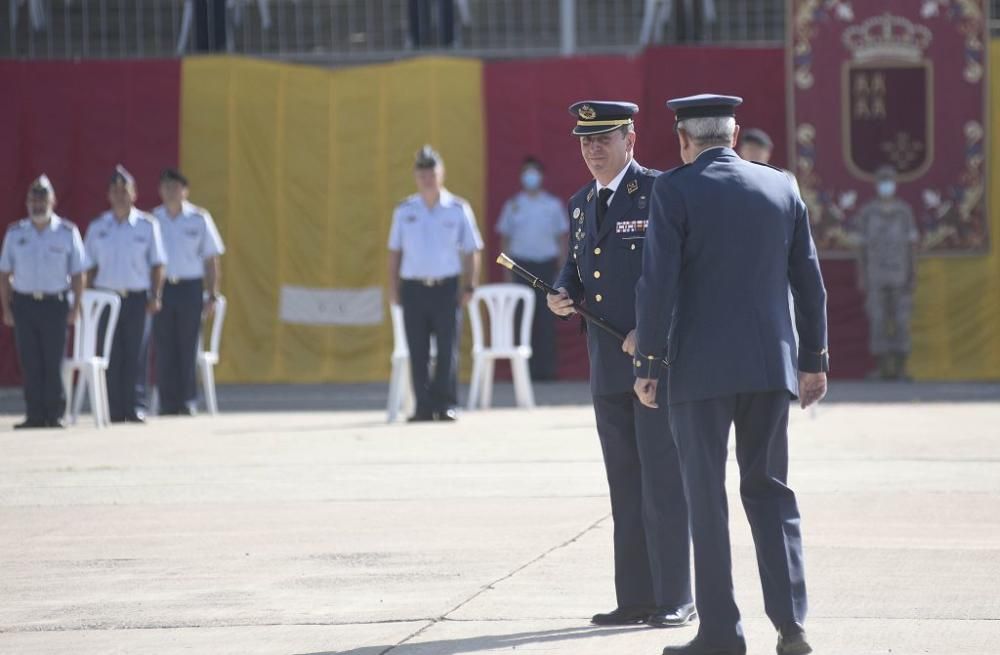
[[909, 41, 1000, 379], [181, 56, 484, 383]]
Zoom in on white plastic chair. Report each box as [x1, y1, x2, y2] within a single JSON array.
[[196, 295, 226, 416], [386, 303, 437, 422], [466, 284, 535, 410], [62, 290, 121, 428]]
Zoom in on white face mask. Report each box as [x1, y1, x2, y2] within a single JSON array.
[[521, 169, 543, 191], [877, 181, 896, 198]]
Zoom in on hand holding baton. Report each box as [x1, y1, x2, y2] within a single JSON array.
[[496, 252, 671, 368]]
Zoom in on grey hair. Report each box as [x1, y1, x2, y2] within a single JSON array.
[[677, 116, 736, 145]]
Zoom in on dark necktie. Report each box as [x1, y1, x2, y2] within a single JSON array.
[[596, 187, 613, 230]]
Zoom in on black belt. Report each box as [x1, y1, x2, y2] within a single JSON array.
[[14, 291, 67, 302], [402, 276, 457, 287], [98, 288, 148, 298], [166, 276, 203, 285]]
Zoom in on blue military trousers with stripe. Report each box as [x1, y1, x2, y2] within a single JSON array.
[[670, 390, 806, 646], [592, 387, 692, 610]]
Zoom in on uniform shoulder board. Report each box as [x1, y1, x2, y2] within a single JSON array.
[[5, 220, 22, 234], [750, 160, 785, 173], [137, 211, 157, 223], [58, 218, 78, 230], [640, 167, 661, 178]]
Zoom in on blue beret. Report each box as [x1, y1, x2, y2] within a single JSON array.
[[568, 100, 639, 136], [666, 94, 743, 121]]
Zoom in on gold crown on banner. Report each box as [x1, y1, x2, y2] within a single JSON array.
[[842, 13, 932, 63]]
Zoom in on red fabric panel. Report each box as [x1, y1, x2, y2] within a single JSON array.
[[484, 55, 644, 380], [0, 60, 181, 386], [484, 46, 865, 381]]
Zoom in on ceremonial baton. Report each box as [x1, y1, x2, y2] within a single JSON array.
[[496, 252, 626, 340], [496, 252, 671, 368]]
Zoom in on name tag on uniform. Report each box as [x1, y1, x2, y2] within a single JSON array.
[[615, 219, 648, 235]]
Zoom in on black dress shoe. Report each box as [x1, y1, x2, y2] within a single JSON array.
[[646, 603, 698, 628], [434, 408, 458, 422], [125, 412, 146, 424], [407, 412, 434, 423], [662, 637, 746, 655], [591, 605, 653, 626], [14, 419, 46, 429], [46, 418, 67, 429], [777, 622, 812, 655]]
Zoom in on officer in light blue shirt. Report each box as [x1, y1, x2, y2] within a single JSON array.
[[83, 165, 167, 423], [0, 175, 86, 429], [496, 156, 568, 380], [152, 168, 225, 416], [387, 145, 483, 422]]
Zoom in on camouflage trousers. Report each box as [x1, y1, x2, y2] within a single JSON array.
[[865, 285, 913, 355]]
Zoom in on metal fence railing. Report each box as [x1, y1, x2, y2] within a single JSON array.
[[3, 0, 998, 62]]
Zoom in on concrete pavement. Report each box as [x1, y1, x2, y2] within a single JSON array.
[[1, 383, 999, 654]]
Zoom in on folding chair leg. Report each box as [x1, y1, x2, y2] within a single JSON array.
[[98, 368, 111, 428], [203, 363, 218, 416], [466, 356, 483, 411], [387, 360, 404, 422], [481, 359, 496, 409], [88, 367, 103, 428], [61, 366, 73, 423], [72, 370, 87, 425], [511, 356, 535, 408]]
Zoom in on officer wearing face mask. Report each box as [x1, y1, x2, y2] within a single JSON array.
[[495, 156, 568, 380], [0, 175, 86, 429], [854, 165, 919, 380]]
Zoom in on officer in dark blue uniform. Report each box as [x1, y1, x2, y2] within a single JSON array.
[[0, 175, 86, 429], [633, 94, 829, 655], [84, 166, 167, 424], [548, 101, 694, 629]]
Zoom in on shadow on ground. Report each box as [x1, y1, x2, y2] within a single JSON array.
[[309, 624, 649, 655]]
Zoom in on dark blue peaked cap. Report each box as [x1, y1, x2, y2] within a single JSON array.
[[568, 100, 639, 136], [666, 94, 743, 121]]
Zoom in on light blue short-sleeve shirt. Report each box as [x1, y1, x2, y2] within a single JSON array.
[[387, 189, 484, 279], [0, 215, 86, 294], [153, 201, 225, 280], [84, 209, 167, 291], [495, 190, 569, 261]]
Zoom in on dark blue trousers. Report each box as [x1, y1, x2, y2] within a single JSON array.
[[12, 293, 68, 424], [511, 257, 558, 380], [593, 387, 692, 610], [400, 277, 460, 417], [98, 292, 147, 421], [154, 279, 203, 414], [670, 390, 806, 647]]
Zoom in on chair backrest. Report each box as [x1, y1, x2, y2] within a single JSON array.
[[71, 289, 122, 361], [201, 294, 227, 357], [468, 283, 535, 352], [390, 303, 408, 358]]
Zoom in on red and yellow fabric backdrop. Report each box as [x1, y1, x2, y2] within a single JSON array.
[[1, 45, 998, 385]]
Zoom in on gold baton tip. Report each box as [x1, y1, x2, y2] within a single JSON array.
[[496, 252, 515, 269]]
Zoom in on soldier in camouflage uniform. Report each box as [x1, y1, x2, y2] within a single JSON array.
[[855, 166, 919, 380]]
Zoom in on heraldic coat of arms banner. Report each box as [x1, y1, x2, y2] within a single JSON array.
[[789, 0, 988, 256]]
